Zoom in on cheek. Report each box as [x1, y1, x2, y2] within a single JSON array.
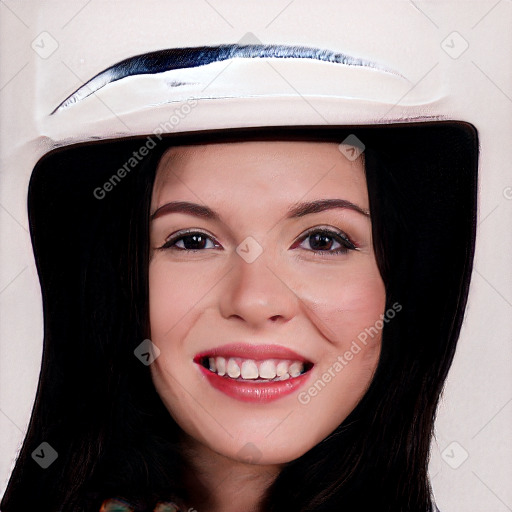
[[337, 273, 386, 346], [148, 258, 213, 338], [299, 263, 386, 349], [293, 267, 386, 439], [148, 259, 207, 432]]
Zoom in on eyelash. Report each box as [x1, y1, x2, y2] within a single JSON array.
[[157, 227, 358, 257]]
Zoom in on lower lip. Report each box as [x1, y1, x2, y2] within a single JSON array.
[[197, 365, 312, 403]]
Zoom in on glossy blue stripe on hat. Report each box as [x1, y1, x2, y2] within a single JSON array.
[[52, 44, 400, 113]]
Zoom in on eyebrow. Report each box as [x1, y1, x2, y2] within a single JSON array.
[[288, 198, 370, 218], [150, 199, 370, 222]]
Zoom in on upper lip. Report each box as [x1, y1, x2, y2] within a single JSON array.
[[194, 343, 312, 363]]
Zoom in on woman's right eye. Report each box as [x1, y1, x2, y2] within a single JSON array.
[[159, 230, 219, 251]]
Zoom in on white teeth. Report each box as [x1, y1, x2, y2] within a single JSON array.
[[241, 360, 259, 379], [216, 356, 226, 376], [289, 362, 304, 378], [206, 356, 308, 380], [227, 358, 241, 378], [276, 361, 288, 377], [259, 360, 277, 379]]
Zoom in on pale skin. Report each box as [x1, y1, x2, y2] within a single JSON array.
[[148, 141, 386, 512]]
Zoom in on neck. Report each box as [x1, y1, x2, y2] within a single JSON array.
[[179, 433, 283, 512]]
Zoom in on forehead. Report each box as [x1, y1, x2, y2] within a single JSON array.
[[151, 140, 368, 206]]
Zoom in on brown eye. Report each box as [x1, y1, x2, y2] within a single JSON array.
[[294, 228, 357, 256], [159, 230, 219, 251]]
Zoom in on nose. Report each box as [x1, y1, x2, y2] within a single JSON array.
[[218, 249, 298, 329]]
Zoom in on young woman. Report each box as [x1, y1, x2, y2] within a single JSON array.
[[1, 124, 478, 512]]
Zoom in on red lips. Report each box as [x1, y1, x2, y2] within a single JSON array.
[[193, 343, 310, 362], [194, 343, 314, 403]]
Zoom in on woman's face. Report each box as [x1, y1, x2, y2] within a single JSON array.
[[148, 140, 386, 464]]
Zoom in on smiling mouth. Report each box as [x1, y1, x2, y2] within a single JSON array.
[[198, 356, 314, 382]]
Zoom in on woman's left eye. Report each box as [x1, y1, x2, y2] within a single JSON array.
[[292, 228, 357, 256]]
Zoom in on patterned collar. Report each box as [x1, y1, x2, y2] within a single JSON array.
[[100, 498, 182, 512]]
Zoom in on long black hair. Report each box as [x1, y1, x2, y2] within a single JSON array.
[[1, 123, 478, 512]]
